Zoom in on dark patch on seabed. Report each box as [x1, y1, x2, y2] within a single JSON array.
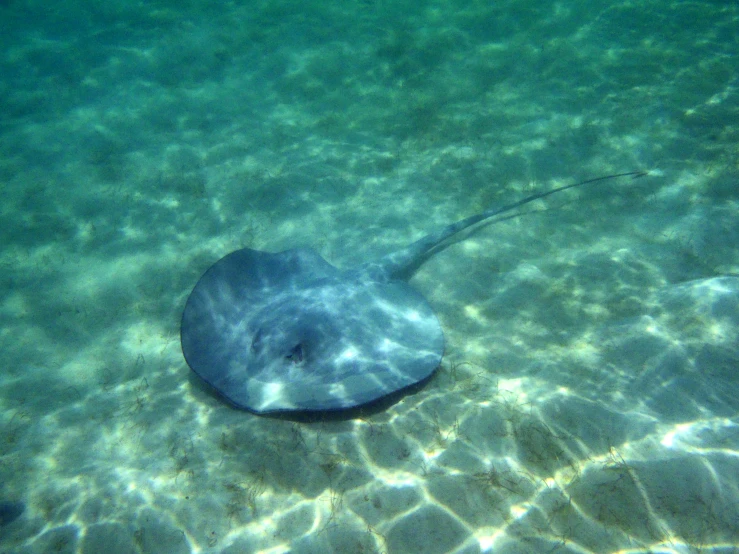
[[0, 501, 24, 526]]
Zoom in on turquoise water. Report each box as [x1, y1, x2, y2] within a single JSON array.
[[1, 0, 738, 552]]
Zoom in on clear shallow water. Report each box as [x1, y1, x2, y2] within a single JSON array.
[[1, 0, 738, 552]]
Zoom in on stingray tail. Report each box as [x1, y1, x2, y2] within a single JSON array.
[[359, 170, 648, 281]]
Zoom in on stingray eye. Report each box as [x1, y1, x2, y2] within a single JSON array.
[[285, 343, 304, 364]]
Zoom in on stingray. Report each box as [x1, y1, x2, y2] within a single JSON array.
[[181, 171, 644, 413]]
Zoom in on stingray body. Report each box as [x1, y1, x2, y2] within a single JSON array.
[[181, 172, 643, 413]]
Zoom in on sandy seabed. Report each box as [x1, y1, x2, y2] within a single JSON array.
[[1, 0, 738, 552]]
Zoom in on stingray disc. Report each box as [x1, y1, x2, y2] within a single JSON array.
[[181, 247, 444, 413]]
